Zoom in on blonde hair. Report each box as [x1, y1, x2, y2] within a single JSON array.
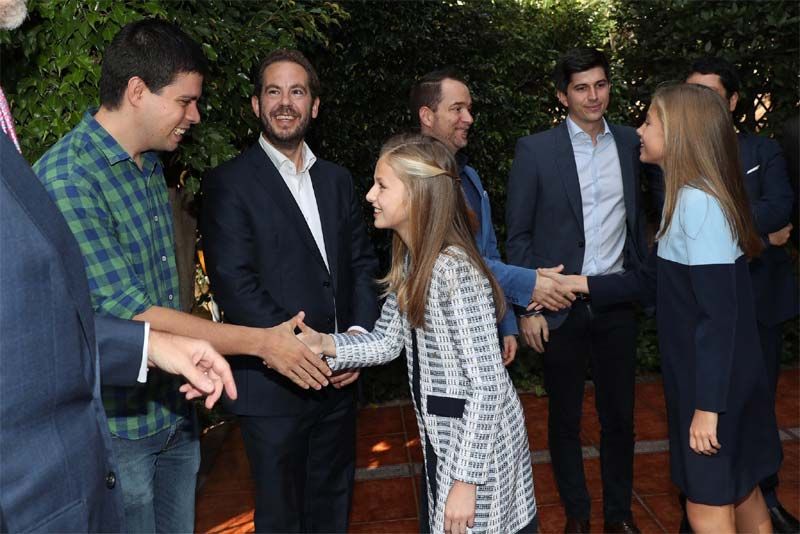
[[654, 83, 762, 258], [377, 133, 505, 328]]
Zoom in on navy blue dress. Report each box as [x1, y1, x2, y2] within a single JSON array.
[[656, 187, 781, 505]]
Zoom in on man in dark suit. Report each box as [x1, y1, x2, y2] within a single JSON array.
[[650, 56, 798, 533], [0, 6, 237, 529], [506, 48, 648, 534], [201, 49, 379, 533]]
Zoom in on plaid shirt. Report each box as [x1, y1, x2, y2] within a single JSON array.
[[34, 110, 186, 439]]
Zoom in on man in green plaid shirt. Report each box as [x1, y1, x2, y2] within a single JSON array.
[[34, 19, 331, 533]]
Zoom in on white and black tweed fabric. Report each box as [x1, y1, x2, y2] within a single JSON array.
[[331, 247, 536, 533]]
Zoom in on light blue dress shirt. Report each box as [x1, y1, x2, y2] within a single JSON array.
[[566, 116, 626, 276]]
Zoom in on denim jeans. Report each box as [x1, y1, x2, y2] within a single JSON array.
[[110, 417, 200, 533]]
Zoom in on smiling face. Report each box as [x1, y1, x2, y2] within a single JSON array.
[[637, 104, 665, 166], [419, 78, 473, 154], [251, 60, 319, 150], [141, 71, 203, 152], [366, 156, 410, 242], [557, 66, 610, 132]]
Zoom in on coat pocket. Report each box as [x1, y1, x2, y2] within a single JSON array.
[[426, 395, 466, 418]]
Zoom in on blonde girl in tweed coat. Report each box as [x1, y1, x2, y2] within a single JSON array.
[[298, 134, 537, 534]]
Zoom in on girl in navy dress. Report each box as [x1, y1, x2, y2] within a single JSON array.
[[553, 84, 782, 533]]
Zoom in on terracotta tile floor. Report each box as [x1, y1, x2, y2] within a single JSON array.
[[196, 368, 800, 533]]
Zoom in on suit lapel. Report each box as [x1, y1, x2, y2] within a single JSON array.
[[246, 143, 328, 270], [1, 133, 96, 354], [610, 124, 637, 234], [554, 122, 584, 234], [310, 164, 338, 284]]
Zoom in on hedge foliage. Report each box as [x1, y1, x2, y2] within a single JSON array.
[[2, 0, 797, 402]]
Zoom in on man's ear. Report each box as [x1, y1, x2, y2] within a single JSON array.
[[125, 77, 148, 108], [311, 97, 320, 119], [556, 90, 569, 109], [728, 91, 739, 113], [251, 95, 260, 118], [419, 106, 435, 129]]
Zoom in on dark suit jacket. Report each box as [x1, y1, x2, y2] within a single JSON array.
[[505, 121, 649, 328], [200, 142, 379, 416], [0, 133, 145, 532], [649, 133, 798, 326]]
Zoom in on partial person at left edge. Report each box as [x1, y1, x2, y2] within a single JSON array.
[[0, 1, 237, 532]]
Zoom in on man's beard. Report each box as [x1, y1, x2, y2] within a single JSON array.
[[260, 104, 311, 151]]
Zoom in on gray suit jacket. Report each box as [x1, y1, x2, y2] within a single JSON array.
[[0, 132, 144, 532], [330, 247, 536, 533]]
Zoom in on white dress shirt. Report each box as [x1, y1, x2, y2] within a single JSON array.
[[258, 135, 365, 334], [567, 116, 626, 276]]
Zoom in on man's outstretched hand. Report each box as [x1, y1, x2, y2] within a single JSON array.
[[147, 330, 237, 409]]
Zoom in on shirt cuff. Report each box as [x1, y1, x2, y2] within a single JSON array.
[[346, 325, 368, 335], [137, 322, 150, 383]]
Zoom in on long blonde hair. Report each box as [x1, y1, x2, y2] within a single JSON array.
[[654, 83, 762, 258], [377, 133, 505, 328]]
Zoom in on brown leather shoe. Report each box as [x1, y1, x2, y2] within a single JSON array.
[[564, 517, 590, 533], [604, 520, 642, 534]]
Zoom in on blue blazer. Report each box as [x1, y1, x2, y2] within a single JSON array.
[[201, 142, 379, 416], [461, 165, 535, 337], [0, 133, 145, 532], [649, 133, 798, 326], [506, 121, 649, 329]]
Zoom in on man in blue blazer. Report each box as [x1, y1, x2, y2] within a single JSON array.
[[0, 7, 236, 526], [650, 56, 798, 533], [200, 50, 379, 533], [506, 49, 648, 534], [409, 69, 575, 366]]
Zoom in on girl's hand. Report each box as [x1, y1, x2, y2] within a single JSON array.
[[444, 480, 476, 534], [689, 409, 720, 455], [296, 316, 336, 356]]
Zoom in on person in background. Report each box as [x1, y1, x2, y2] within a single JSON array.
[[409, 68, 576, 367]]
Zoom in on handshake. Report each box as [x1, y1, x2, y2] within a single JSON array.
[[259, 312, 359, 391], [526, 264, 588, 313], [520, 265, 589, 353]]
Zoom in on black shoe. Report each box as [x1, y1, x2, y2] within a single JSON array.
[[679, 511, 694, 533], [604, 519, 642, 533], [769, 503, 800, 534], [564, 517, 590, 533]]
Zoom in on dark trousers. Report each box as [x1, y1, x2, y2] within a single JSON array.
[[758, 321, 784, 505], [239, 389, 356, 533], [543, 301, 637, 523]]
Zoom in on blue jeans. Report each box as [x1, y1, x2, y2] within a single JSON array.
[[110, 417, 200, 533]]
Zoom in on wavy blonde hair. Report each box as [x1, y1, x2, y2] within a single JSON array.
[[654, 83, 762, 258], [377, 133, 505, 328]]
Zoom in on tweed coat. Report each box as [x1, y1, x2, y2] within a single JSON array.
[[331, 247, 536, 533]]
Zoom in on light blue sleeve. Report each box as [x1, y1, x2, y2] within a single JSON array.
[[680, 188, 741, 266]]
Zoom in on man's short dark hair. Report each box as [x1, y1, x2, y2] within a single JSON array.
[[253, 49, 321, 100], [99, 19, 208, 109], [688, 56, 741, 98], [409, 68, 468, 126], [552, 48, 610, 94]]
